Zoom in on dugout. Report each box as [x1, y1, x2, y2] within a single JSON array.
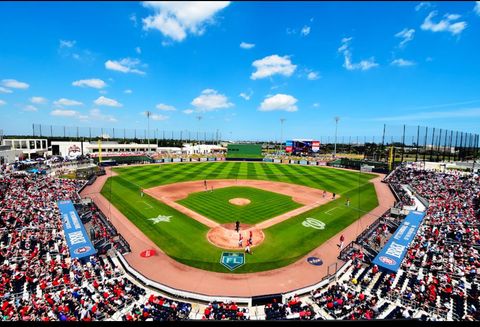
[[251, 293, 283, 306], [226, 143, 263, 161]]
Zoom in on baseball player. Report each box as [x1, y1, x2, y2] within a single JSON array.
[[238, 233, 243, 248]]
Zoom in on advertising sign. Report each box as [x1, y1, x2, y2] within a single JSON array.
[[372, 211, 425, 273], [57, 200, 97, 259]]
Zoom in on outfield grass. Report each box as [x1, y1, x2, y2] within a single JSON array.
[[178, 186, 302, 224], [101, 162, 379, 273]]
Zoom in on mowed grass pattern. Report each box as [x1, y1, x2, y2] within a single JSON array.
[[178, 186, 302, 224], [102, 162, 379, 273]]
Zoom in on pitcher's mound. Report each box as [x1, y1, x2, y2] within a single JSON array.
[[207, 223, 264, 250], [229, 198, 251, 206]]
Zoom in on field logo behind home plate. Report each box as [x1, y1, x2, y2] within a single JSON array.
[[302, 217, 326, 230]]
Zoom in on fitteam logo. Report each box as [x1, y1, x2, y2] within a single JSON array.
[[74, 246, 91, 255], [302, 218, 326, 230], [379, 256, 396, 266]]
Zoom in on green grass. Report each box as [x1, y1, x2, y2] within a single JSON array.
[[178, 186, 302, 224], [102, 162, 379, 273]]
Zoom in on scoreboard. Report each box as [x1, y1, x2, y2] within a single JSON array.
[[285, 139, 320, 154]]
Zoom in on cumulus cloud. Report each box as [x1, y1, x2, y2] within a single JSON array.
[[72, 78, 107, 89], [250, 55, 297, 80], [23, 105, 38, 112], [415, 2, 432, 12], [300, 25, 311, 36], [124, 89, 133, 94], [142, 1, 230, 42], [475, 2, 480, 15], [1, 79, 29, 89], [89, 108, 118, 122], [259, 94, 298, 112], [51, 109, 79, 117], [143, 111, 169, 121], [338, 37, 378, 71], [135, 46, 142, 54], [59, 40, 76, 48], [53, 98, 83, 106], [307, 71, 320, 80], [0, 100, 6, 106], [191, 89, 233, 112], [182, 109, 194, 114], [395, 28, 415, 48], [0, 87, 12, 94], [240, 42, 255, 49], [105, 58, 146, 75], [30, 97, 47, 104], [94, 96, 122, 107], [391, 58, 416, 67], [156, 103, 176, 111], [239, 89, 253, 100], [421, 11, 467, 35]]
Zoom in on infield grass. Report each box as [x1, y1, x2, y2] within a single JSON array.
[[101, 162, 379, 273], [178, 186, 302, 224]]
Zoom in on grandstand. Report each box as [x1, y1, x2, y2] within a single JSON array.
[[1, 149, 479, 321]]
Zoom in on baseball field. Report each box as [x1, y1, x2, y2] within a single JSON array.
[[101, 162, 378, 273]]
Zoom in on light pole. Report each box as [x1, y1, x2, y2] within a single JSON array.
[[280, 118, 286, 154], [146, 111, 151, 155], [334, 116, 340, 158], [196, 115, 202, 145]]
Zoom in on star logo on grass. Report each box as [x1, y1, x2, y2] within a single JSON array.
[[149, 215, 172, 224]]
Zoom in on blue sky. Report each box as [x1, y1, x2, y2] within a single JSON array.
[[0, 1, 480, 141]]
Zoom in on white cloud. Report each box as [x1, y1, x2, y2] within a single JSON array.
[[0, 87, 12, 94], [59, 40, 76, 48], [301, 25, 311, 36], [391, 58, 416, 67], [421, 11, 467, 35], [240, 42, 255, 49], [72, 78, 107, 89], [124, 89, 133, 94], [475, 2, 480, 15], [142, 1, 230, 42], [89, 108, 118, 122], [313, 102, 320, 108], [156, 103, 176, 111], [415, 2, 432, 12], [23, 105, 38, 112], [250, 54, 297, 80], [307, 71, 320, 80], [0, 100, 6, 106], [1, 79, 29, 89], [239, 89, 253, 101], [135, 46, 142, 54], [259, 94, 298, 112], [53, 98, 83, 106], [94, 96, 122, 107], [105, 58, 146, 75], [30, 97, 47, 104], [395, 28, 415, 48], [143, 111, 169, 121], [51, 109, 79, 117], [191, 89, 233, 112], [338, 37, 379, 71], [182, 109, 194, 114], [130, 13, 138, 27]]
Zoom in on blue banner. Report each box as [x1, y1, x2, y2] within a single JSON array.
[[286, 140, 293, 146], [372, 210, 425, 273], [57, 200, 97, 259]]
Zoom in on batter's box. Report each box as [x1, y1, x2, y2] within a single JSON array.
[[220, 252, 245, 271]]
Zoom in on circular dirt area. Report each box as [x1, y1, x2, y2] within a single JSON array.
[[207, 223, 265, 250], [228, 198, 251, 206]]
